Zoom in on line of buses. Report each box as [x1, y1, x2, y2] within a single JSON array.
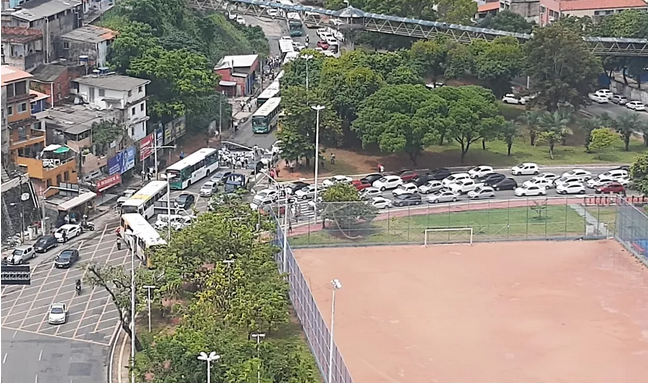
[[118, 147, 219, 267]]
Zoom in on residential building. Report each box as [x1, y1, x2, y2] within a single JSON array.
[[477, 1, 501, 19], [1, 84, 8, 159], [29, 61, 87, 106], [1, 26, 44, 71], [1, 0, 28, 10], [30, 89, 48, 113], [60, 25, 116, 67], [72, 73, 150, 142], [1, 0, 84, 63], [214, 54, 259, 97]]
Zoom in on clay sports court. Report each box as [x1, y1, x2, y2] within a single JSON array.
[[295, 240, 648, 383]]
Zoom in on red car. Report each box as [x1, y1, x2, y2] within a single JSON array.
[[317, 40, 329, 50], [352, 180, 373, 191], [595, 182, 625, 194], [394, 170, 418, 183]]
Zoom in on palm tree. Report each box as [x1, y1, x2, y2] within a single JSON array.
[[538, 111, 573, 159], [517, 110, 542, 146], [612, 113, 639, 151], [580, 116, 604, 152], [500, 121, 521, 156]]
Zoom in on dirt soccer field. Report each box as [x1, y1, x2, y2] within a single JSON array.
[[295, 241, 648, 383]]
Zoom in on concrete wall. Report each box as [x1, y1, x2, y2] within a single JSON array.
[[61, 39, 109, 67], [609, 80, 648, 105]]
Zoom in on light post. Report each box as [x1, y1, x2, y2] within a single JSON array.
[[258, 170, 290, 273], [311, 105, 325, 223], [164, 172, 175, 241], [302, 54, 313, 93], [251, 333, 266, 383], [152, 139, 175, 180], [143, 285, 156, 332], [219, 91, 225, 139], [197, 351, 220, 383], [123, 229, 137, 383], [328, 279, 342, 383]]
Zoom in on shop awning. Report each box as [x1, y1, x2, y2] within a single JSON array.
[[54, 146, 70, 154], [219, 80, 237, 87], [43, 144, 62, 152], [57, 192, 97, 212]]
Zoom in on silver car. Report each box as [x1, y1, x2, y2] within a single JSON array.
[[427, 190, 459, 203], [48, 303, 67, 325]]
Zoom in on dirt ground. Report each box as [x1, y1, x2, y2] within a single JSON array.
[[294, 241, 648, 383]]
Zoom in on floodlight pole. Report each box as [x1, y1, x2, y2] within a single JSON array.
[[328, 279, 342, 383], [311, 105, 325, 224]]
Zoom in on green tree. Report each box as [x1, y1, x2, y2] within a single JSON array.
[[629, 153, 648, 196], [352, 84, 447, 164], [473, 37, 525, 97], [281, 50, 326, 89], [436, 0, 478, 25], [499, 121, 521, 156], [409, 39, 448, 83], [610, 112, 640, 151], [524, 24, 601, 111], [443, 42, 473, 79], [107, 22, 159, 72], [517, 110, 543, 146], [537, 109, 573, 159], [588, 128, 618, 153], [386, 65, 423, 85], [477, 10, 534, 34], [580, 116, 605, 152], [321, 183, 379, 235]]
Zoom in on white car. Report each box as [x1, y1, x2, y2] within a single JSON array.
[[534, 172, 559, 183], [235, 15, 246, 25], [586, 177, 611, 189], [330, 18, 343, 26], [322, 175, 353, 188], [252, 189, 278, 204], [447, 179, 477, 194], [266, 8, 279, 17], [295, 185, 317, 200], [611, 95, 629, 105], [556, 181, 586, 195], [418, 180, 443, 194], [594, 89, 613, 99], [589, 93, 609, 104], [561, 169, 592, 181], [617, 177, 631, 186], [467, 186, 495, 200], [502, 93, 526, 105], [441, 172, 470, 187], [511, 163, 540, 176], [626, 101, 646, 111], [523, 177, 554, 189], [369, 197, 392, 209], [392, 183, 418, 196], [199, 181, 217, 197], [48, 303, 67, 325], [468, 165, 494, 179], [427, 190, 459, 203], [372, 175, 403, 191], [155, 215, 192, 231], [54, 224, 82, 243], [598, 169, 628, 181], [554, 176, 582, 188], [316, 28, 328, 38], [514, 185, 547, 197], [292, 42, 306, 51], [271, 140, 282, 154], [360, 187, 382, 199]]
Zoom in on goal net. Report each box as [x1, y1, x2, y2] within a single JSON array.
[[424, 228, 473, 246]]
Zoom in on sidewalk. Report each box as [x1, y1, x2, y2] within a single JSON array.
[[111, 327, 131, 383]]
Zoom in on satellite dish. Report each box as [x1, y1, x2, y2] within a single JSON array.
[[20, 193, 30, 201]]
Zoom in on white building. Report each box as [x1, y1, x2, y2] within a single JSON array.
[[72, 73, 150, 142]]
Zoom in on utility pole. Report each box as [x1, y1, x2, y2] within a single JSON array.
[[143, 285, 156, 332]]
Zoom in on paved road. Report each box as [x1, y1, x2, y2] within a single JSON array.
[[585, 101, 648, 122]]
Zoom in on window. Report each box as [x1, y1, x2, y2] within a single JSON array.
[[138, 86, 143, 93], [131, 127, 135, 136], [14, 81, 27, 95], [7, 106, 13, 116], [17, 127, 27, 140], [140, 103, 144, 111], [64, 171, 70, 181], [46, 179, 52, 187], [7, 85, 14, 98], [19, 103, 27, 112], [99, 89, 105, 97], [128, 90, 132, 97], [131, 107, 136, 115], [63, 41, 70, 49], [56, 174, 62, 184]]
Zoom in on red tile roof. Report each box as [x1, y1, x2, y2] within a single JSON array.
[[560, 0, 648, 11], [479, 2, 501, 12], [1, 26, 43, 44]]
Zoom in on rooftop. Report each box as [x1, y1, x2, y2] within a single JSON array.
[[29, 63, 69, 82], [1, 65, 33, 86], [560, 0, 648, 11], [6, 0, 82, 22], [30, 89, 49, 101], [73, 74, 150, 92], [1, 26, 43, 43], [478, 2, 501, 12], [37, 104, 121, 135], [215, 54, 259, 70], [61, 25, 116, 44]]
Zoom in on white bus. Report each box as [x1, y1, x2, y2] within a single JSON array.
[[278, 38, 295, 58], [120, 181, 169, 219], [252, 97, 281, 134], [165, 148, 219, 190], [257, 81, 281, 107], [120, 213, 167, 267]]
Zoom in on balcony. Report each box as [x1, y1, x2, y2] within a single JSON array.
[[9, 129, 45, 152]]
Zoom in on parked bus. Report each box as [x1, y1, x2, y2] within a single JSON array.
[[287, 13, 303, 37], [120, 181, 168, 219], [164, 147, 219, 190], [257, 81, 281, 107], [120, 213, 167, 267], [278, 38, 295, 58], [252, 97, 281, 134]]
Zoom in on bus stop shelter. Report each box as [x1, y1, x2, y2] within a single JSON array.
[[56, 191, 97, 223]]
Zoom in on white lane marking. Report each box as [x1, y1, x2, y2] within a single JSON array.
[[38, 349, 43, 361], [3, 353, 7, 363]]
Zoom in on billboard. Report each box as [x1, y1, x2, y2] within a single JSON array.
[[140, 134, 154, 161], [108, 152, 123, 175], [156, 127, 163, 149], [121, 147, 136, 173], [96, 173, 122, 192]]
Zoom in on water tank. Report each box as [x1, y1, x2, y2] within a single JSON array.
[[79, 55, 89, 65]]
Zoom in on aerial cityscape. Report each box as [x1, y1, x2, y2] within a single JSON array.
[[1, 0, 648, 382]]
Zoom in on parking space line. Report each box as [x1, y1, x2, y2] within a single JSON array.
[[0, 285, 28, 326], [1, 325, 110, 346], [33, 241, 85, 333], [93, 242, 130, 334]]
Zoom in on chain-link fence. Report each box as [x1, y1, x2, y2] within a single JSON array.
[[290, 197, 620, 247], [616, 198, 648, 265]]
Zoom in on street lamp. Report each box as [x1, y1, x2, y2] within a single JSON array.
[[258, 170, 290, 273], [163, 172, 175, 241], [302, 54, 313, 93], [251, 333, 266, 383], [123, 229, 137, 383], [311, 105, 325, 223], [143, 285, 156, 332], [328, 279, 342, 383], [151, 139, 175, 181], [197, 351, 220, 383]]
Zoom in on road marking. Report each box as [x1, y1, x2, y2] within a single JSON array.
[[12, 330, 17, 338], [94, 239, 129, 334], [34, 241, 85, 333], [3, 353, 7, 363], [35, 374, 38, 383], [38, 349, 43, 361], [1, 326, 110, 346], [0, 283, 28, 325]]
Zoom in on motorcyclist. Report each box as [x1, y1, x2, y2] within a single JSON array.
[[75, 279, 81, 293]]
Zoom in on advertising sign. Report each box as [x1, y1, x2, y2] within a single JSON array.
[[175, 116, 186, 139], [108, 152, 122, 176], [140, 134, 154, 161], [163, 124, 172, 145], [121, 147, 136, 173], [96, 173, 122, 192], [156, 127, 163, 149]]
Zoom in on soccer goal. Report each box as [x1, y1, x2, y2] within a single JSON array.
[[424, 228, 473, 246]]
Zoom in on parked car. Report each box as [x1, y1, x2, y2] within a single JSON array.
[[285, 181, 310, 194], [253, 189, 279, 204], [598, 169, 628, 182], [392, 193, 422, 207], [468, 165, 494, 179], [175, 193, 196, 209], [447, 179, 477, 194], [502, 94, 526, 105], [523, 177, 554, 189], [514, 184, 546, 197], [48, 303, 67, 325], [295, 185, 317, 200], [322, 175, 353, 188], [352, 180, 373, 191], [9, 245, 35, 264], [359, 173, 383, 185], [554, 176, 583, 189], [372, 175, 403, 191], [427, 190, 459, 203], [596, 182, 625, 194], [556, 182, 586, 194], [491, 178, 518, 191], [534, 172, 559, 183], [34, 235, 58, 253], [467, 186, 495, 200], [593, 89, 613, 99], [360, 187, 381, 199], [511, 163, 540, 176], [588, 93, 609, 104], [235, 15, 246, 25], [316, 40, 329, 49], [418, 180, 444, 194], [393, 170, 418, 182], [626, 101, 646, 111], [561, 169, 592, 181], [477, 173, 506, 186], [611, 94, 629, 105], [369, 197, 392, 209], [586, 177, 611, 189], [210, 170, 233, 185], [441, 173, 470, 187], [54, 224, 82, 243], [427, 168, 451, 180], [54, 249, 79, 268], [199, 181, 217, 197], [392, 183, 419, 196], [155, 215, 193, 231]]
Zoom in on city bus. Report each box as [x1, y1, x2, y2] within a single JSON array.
[[120, 213, 167, 267], [278, 38, 295, 59], [257, 81, 281, 107], [120, 181, 168, 219], [164, 147, 219, 190], [252, 97, 281, 134], [287, 13, 303, 37]]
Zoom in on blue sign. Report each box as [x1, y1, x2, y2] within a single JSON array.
[[121, 146, 136, 174], [108, 152, 122, 176], [155, 127, 163, 149]]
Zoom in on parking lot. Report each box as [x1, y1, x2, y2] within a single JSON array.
[[1, 219, 129, 347]]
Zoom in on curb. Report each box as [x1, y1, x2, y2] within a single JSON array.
[[107, 322, 123, 383]]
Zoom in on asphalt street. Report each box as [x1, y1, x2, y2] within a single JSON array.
[[1, 218, 130, 383], [585, 101, 648, 122]]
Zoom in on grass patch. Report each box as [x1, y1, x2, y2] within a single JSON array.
[[583, 205, 618, 234], [497, 101, 525, 121], [291, 205, 590, 246]]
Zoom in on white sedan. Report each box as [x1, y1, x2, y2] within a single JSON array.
[[48, 303, 67, 325], [626, 101, 646, 111], [54, 224, 82, 243], [556, 182, 586, 194], [199, 181, 217, 197], [502, 94, 526, 105], [598, 169, 628, 181], [360, 187, 382, 199], [468, 165, 494, 179], [523, 177, 554, 189], [372, 175, 403, 191], [369, 197, 392, 209], [418, 180, 443, 194], [252, 189, 278, 204], [322, 175, 353, 188], [561, 169, 592, 181], [511, 163, 540, 176], [586, 177, 611, 189], [514, 185, 546, 197], [427, 190, 459, 203], [535, 172, 559, 183], [295, 185, 317, 200], [441, 172, 470, 187], [467, 186, 495, 200], [392, 183, 418, 196]]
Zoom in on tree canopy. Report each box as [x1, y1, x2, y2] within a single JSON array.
[[477, 10, 534, 34]]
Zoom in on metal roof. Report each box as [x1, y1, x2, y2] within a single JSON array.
[[61, 25, 116, 44], [8, 0, 82, 22], [73, 74, 150, 92]]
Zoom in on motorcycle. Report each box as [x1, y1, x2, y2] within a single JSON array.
[[75, 283, 82, 295], [81, 221, 95, 231]]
